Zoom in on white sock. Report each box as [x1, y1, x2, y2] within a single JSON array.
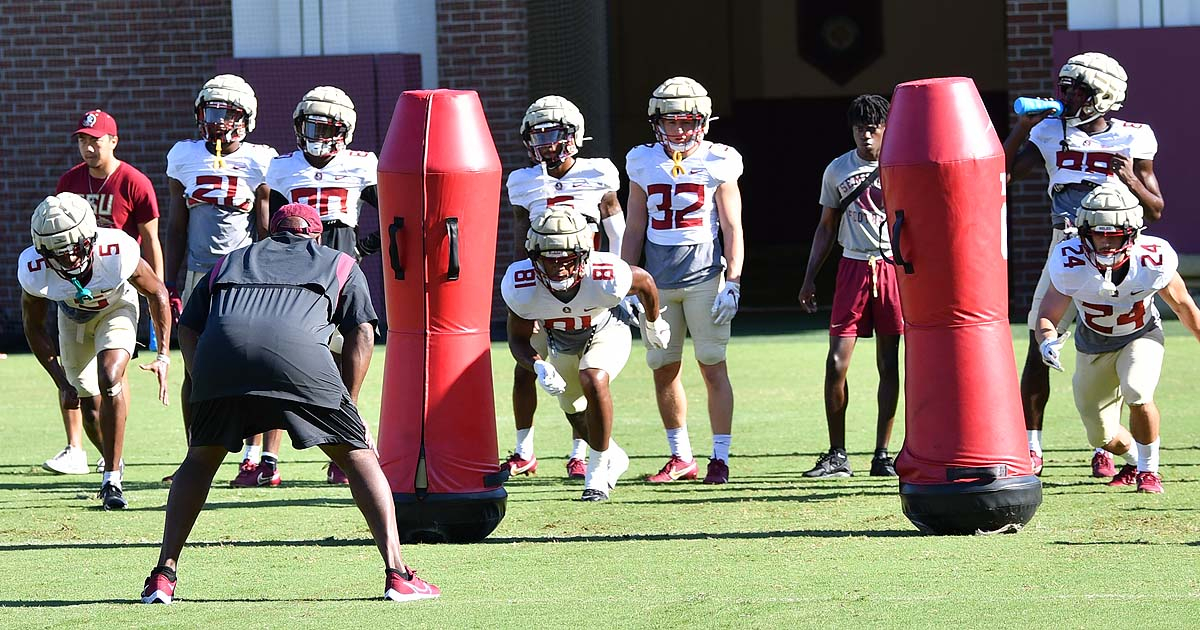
[[1027, 430, 1042, 455], [570, 438, 588, 460], [515, 428, 534, 458], [1120, 449, 1136, 465], [1135, 438, 1160, 473], [711, 434, 731, 462], [242, 444, 262, 464], [102, 470, 122, 488], [666, 427, 693, 461], [585, 448, 609, 491]]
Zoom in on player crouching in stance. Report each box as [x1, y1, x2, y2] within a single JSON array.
[[1037, 183, 1200, 494], [19, 193, 172, 510], [502, 209, 669, 501]]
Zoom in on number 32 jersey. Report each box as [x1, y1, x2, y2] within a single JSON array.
[[1049, 235, 1176, 354], [501, 251, 633, 356], [18, 227, 141, 323]]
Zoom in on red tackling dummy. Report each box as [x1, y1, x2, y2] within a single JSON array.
[[881, 77, 1041, 534], [376, 89, 506, 542]]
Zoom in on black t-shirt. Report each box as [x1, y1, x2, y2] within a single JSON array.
[[180, 233, 377, 407]]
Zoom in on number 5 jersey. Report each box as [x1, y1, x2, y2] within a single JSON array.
[[1049, 235, 1177, 354], [18, 227, 142, 323]]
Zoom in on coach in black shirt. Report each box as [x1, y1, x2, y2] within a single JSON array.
[[141, 203, 439, 603]]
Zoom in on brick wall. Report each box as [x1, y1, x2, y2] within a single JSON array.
[[436, 0, 529, 329], [0, 0, 233, 341], [1005, 0, 1068, 317]]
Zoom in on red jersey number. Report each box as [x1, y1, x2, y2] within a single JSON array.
[[290, 187, 349, 218], [543, 315, 592, 331], [190, 175, 241, 207], [1056, 150, 1116, 175], [647, 183, 705, 230]]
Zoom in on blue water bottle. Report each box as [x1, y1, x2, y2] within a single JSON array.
[[1013, 97, 1063, 117]]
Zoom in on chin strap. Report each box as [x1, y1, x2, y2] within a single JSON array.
[[214, 138, 226, 169], [1100, 266, 1118, 297], [69, 277, 93, 301], [670, 150, 685, 178]]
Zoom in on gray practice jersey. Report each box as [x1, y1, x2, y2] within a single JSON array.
[[819, 149, 890, 260]]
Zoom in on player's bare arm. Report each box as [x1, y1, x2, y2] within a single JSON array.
[[340, 321, 375, 404], [1158, 272, 1200, 342], [511, 204, 531, 261], [165, 178, 188, 286], [620, 183, 648, 266], [715, 179, 744, 285], [20, 292, 77, 402], [138, 217, 165, 280], [506, 310, 541, 371], [254, 183, 271, 239], [798, 205, 842, 312], [1003, 110, 1053, 181], [628, 265, 661, 320], [1034, 285, 1073, 345], [129, 258, 172, 405], [177, 324, 199, 374], [1112, 155, 1163, 223]]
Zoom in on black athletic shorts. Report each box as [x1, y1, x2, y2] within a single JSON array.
[[320, 222, 358, 258], [189, 393, 370, 452]]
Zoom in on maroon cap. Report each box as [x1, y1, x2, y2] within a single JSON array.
[[74, 109, 118, 138], [270, 203, 324, 235]]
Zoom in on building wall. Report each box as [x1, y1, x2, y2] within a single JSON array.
[[0, 0, 234, 340], [1005, 0, 1068, 318]]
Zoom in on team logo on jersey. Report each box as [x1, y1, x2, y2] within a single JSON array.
[[84, 113, 98, 127], [563, 307, 571, 313], [555, 182, 563, 190], [315, 172, 323, 180]]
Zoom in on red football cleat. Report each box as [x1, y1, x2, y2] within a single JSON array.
[[646, 455, 698, 483], [230, 459, 281, 488], [1091, 450, 1117, 478], [566, 457, 586, 480], [141, 570, 176, 604], [384, 567, 441, 602], [1029, 450, 1043, 476], [1135, 471, 1164, 494], [327, 462, 350, 485], [1107, 464, 1138, 487], [502, 453, 538, 476], [703, 458, 729, 484]]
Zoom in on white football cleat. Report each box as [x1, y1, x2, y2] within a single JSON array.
[[43, 446, 89, 475]]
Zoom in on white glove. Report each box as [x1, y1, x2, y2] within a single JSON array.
[[711, 281, 740, 325], [533, 359, 567, 396], [1039, 331, 1071, 372], [641, 315, 671, 349]]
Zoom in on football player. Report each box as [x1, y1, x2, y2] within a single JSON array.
[[503, 95, 625, 480], [620, 76, 745, 484], [19, 193, 172, 509], [1036, 183, 1199, 494], [262, 85, 382, 486], [502, 209, 669, 501], [1004, 52, 1164, 477], [165, 74, 277, 485], [798, 95, 901, 478]]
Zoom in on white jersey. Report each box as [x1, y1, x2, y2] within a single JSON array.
[[166, 139, 277, 211], [625, 141, 743, 247], [819, 149, 888, 259], [506, 158, 619, 226], [501, 251, 632, 355], [267, 149, 378, 227], [18, 228, 140, 323], [1048, 235, 1176, 354], [1028, 118, 1157, 197]]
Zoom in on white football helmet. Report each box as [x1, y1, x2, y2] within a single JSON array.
[[1058, 52, 1127, 127], [1076, 182, 1143, 271], [526, 208, 593, 291], [520, 95, 587, 166], [195, 74, 257, 143], [31, 192, 98, 278], [294, 86, 357, 158], [648, 76, 714, 153]]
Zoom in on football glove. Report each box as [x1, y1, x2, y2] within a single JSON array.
[[533, 359, 567, 396], [1039, 331, 1070, 372], [642, 315, 671, 350], [711, 280, 740, 325]]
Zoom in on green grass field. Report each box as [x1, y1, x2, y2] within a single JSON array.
[[1, 319, 1198, 629]]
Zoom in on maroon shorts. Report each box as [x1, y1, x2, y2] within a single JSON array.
[[829, 257, 904, 338]]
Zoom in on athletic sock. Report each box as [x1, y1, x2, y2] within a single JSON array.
[[242, 444, 262, 464], [570, 438, 588, 460], [666, 427, 693, 462], [711, 434, 731, 462], [1135, 438, 1160, 473], [261, 453, 278, 469], [1120, 449, 1137, 465], [102, 470, 122, 488], [1027, 430, 1042, 455], [585, 448, 609, 491], [515, 428, 534, 459]]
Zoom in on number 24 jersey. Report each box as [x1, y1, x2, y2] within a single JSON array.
[[1049, 235, 1176, 353]]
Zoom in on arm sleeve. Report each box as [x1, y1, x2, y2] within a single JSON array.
[[177, 271, 213, 333], [334, 265, 378, 332]]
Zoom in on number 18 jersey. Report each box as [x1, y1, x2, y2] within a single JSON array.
[[1048, 235, 1176, 354]]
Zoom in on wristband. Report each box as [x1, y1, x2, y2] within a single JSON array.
[[155, 353, 171, 365]]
